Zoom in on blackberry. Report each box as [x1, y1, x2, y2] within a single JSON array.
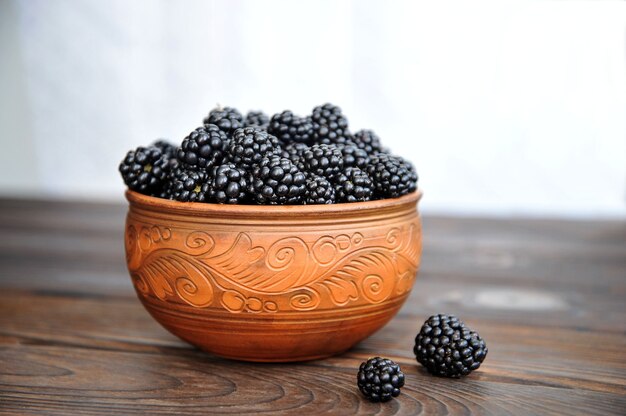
[[203, 106, 244, 135], [268, 111, 314, 144], [357, 357, 405, 403], [119, 146, 172, 195], [334, 167, 373, 203], [169, 168, 210, 202], [281, 142, 309, 167], [177, 125, 229, 171], [152, 139, 177, 157], [244, 111, 269, 129], [352, 130, 383, 154], [249, 156, 306, 205], [301, 144, 343, 179], [209, 163, 248, 204], [228, 127, 281, 169], [311, 103, 351, 144], [304, 175, 335, 204], [367, 153, 418, 198], [340, 144, 369, 169], [414, 314, 488, 378]]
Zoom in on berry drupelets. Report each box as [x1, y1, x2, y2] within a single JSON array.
[[169, 168, 210, 203], [268, 110, 314, 144], [414, 314, 488, 378], [304, 175, 335, 204], [311, 103, 351, 144], [367, 153, 418, 199], [357, 357, 405, 402], [203, 106, 244, 135], [334, 167, 373, 203], [118, 102, 419, 205], [177, 125, 229, 171], [302, 144, 344, 179], [249, 155, 307, 205], [119, 146, 172, 195], [209, 163, 249, 204], [228, 127, 281, 170], [244, 111, 270, 129]]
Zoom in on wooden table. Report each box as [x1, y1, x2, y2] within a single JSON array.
[[0, 198, 624, 415]]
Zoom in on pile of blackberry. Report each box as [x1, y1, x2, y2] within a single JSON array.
[[118, 103, 418, 204]]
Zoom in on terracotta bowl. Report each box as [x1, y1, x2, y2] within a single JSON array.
[[124, 189, 422, 362]]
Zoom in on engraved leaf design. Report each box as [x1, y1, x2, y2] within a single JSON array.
[[317, 248, 397, 305], [136, 250, 214, 307], [205, 234, 312, 294]]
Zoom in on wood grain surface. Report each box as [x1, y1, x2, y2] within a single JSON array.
[[0, 197, 625, 415]]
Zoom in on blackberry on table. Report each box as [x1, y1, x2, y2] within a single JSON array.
[[357, 357, 405, 403], [244, 111, 269, 129], [209, 163, 249, 204], [301, 144, 343, 179], [228, 127, 281, 169], [203, 106, 244, 135], [334, 167, 373, 203], [414, 314, 488, 378], [268, 111, 314, 144], [352, 130, 383, 154], [119, 146, 172, 195], [340, 144, 369, 169], [367, 153, 418, 198], [169, 168, 210, 202], [311, 103, 351, 144], [177, 125, 229, 171], [304, 175, 335, 204], [249, 155, 306, 205]]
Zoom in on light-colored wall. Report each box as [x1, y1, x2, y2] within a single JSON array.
[[1, 0, 624, 218]]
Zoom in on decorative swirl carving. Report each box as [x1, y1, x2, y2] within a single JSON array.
[[125, 220, 419, 312], [222, 290, 246, 313], [185, 231, 215, 256], [290, 288, 321, 311], [362, 274, 386, 303], [386, 227, 400, 246], [175, 273, 213, 308], [312, 236, 337, 266], [266, 237, 308, 271]]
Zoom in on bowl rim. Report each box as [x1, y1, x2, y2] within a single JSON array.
[[126, 189, 422, 217]]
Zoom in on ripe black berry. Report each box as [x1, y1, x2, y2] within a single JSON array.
[[119, 146, 172, 195], [414, 314, 488, 378], [209, 163, 248, 204], [340, 144, 369, 169], [334, 167, 373, 203], [244, 111, 269, 129], [367, 153, 418, 198], [352, 130, 383, 154], [301, 144, 343, 179], [249, 156, 306, 205], [357, 357, 405, 402], [177, 125, 229, 170], [268, 110, 314, 144], [311, 103, 351, 144], [228, 127, 281, 169], [304, 175, 335, 204], [152, 139, 177, 157], [169, 168, 210, 202], [203, 106, 244, 135], [281, 142, 309, 168]]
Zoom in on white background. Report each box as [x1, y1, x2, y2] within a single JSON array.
[[1, 0, 624, 218]]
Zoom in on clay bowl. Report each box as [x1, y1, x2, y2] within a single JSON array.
[[124, 189, 422, 362]]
